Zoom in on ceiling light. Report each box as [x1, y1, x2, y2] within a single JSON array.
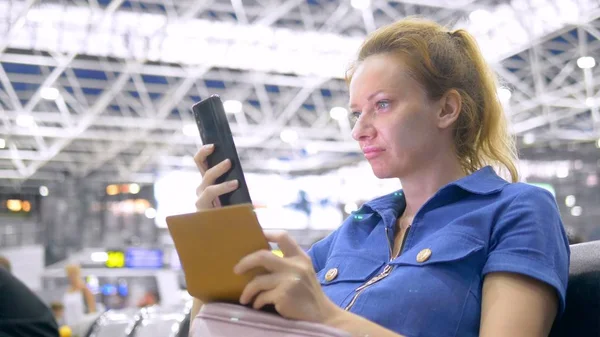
[[523, 133, 535, 145], [330, 107, 348, 121], [182, 123, 199, 137], [106, 184, 119, 196], [556, 167, 569, 178], [351, 0, 371, 10], [570, 206, 582, 217], [224, 100, 242, 114], [586, 97, 595, 107], [40, 87, 60, 100], [6, 200, 22, 212], [90, 252, 109, 262], [39, 186, 49, 196], [129, 183, 140, 194], [565, 195, 576, 207], [9, 2, 554, 79], [577, 56, 596, 69], [280, 129, 298, 144], [145, 208, 157, 219], [16, 114, 35, 127], [0, 138, 5, 149]]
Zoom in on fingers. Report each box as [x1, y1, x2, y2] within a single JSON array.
[[239, 274, 279, 305], [264, 231, 304, 258], [194, 157, 233, 197], [252, 290, 278, 311], [195, 180, 238, 210], [250, 274, 300, 310], [195, 158, 237, 210], [198, 158, 232, 192], [193, 144, 214, 174], [234, 250, 288, 275]]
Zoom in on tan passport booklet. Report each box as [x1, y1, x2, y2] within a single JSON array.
[[166, 204, 270, 303]]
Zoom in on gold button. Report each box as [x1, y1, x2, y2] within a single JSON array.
[[416, 248, 432, 263], [325, 268, 338, 282]]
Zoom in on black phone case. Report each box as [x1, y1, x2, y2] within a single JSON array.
[[192, 95, 253, 207]]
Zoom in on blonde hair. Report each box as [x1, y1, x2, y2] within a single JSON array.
[[65, 263, 81, 276], [346, 18, 519, 182]]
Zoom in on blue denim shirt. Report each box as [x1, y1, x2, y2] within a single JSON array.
[[308, 166, 570, 337]]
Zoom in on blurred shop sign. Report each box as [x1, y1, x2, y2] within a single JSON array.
[[106, 250, 125, 268], [94, 248, 165, 269], [125, 248, 163, 269]]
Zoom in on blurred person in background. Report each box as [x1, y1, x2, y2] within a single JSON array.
[[63, 264, 96, 327], [0, 258, 59, 336], [0, 256, 11, 273], [137, 290, 158, 307], [191, 18, 569, 337], [50, 302, 65, 326]]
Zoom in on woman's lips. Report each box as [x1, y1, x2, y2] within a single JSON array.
[[362, 146, 385, 159]]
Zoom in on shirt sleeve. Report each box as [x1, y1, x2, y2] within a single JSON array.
[[307, 230, 339, 273], [482, 186, 570, 315]]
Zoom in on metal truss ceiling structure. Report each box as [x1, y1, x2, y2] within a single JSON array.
[[1, 0, 599, 189]]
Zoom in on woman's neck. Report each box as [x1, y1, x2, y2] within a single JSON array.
[[69, 282, 82, 291], [400, 157, 465, 219]]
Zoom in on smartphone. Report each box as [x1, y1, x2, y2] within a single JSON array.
[[192, 95, 253, 207]]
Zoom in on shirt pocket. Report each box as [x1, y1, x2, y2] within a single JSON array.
[[317, 253, 384, 285], [392, 232, 485, 268], [317, 253, 385, 307]]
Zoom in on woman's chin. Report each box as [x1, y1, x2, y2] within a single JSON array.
[[370, 166, 395, 180], [368, 161, 405, 180]]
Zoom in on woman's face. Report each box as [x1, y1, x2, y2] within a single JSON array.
[[66, 268, 80, 285], [349, 53, 447, 179]]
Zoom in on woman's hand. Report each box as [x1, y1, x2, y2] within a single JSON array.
[[191, 144, 241, 325], [193, 144, 239, 211], [234, 231, 342, 323]]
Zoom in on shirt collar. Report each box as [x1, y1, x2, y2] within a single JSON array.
[[448, 166, 509, 195], [361, 166, 508, 217], [362, 190, 406, 216]]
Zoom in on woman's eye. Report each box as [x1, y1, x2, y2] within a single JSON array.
[[350, 111, 361, 122], [376, 101, 390, 110]]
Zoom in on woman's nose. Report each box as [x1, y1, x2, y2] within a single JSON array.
[[351, 114, 374, 141]]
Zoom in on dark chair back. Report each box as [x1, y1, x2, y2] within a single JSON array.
[[549, 240, 600, 337]]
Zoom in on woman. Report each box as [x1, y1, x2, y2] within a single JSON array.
[[62, 264, 96, 327], [192, 18, 569, 337]]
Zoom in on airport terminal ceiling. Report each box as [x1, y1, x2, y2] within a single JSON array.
[[1, 0, 600, 190]]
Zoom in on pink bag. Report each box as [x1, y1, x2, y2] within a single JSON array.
[[190, 303, 351, 337]]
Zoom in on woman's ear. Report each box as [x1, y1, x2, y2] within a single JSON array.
[[437, 89, 462, 129]]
